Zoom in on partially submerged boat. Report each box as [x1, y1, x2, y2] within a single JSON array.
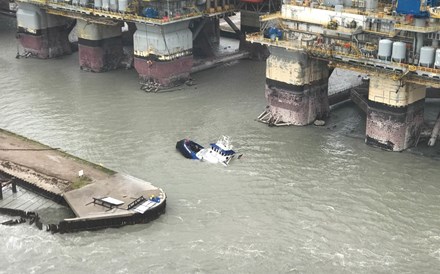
[[176, 136, 237, 166], [175, 139, 204, 159]]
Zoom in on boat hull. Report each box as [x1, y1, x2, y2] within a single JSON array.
[[176, 139, 204, 160]]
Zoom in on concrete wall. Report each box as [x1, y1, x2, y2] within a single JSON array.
[[16, 3, 72, 58], [134, 21, 192, 58], [368, 75, 426, 107], [76, 20, 122, 40], [76, 19, 123, 72], [366, 75, 427, 151], [264, 48, 329, 125], [267, 47, 329, 86], [17, 3, 67, 33]]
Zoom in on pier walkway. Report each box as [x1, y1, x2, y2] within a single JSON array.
[[0, 129, 166, 232]]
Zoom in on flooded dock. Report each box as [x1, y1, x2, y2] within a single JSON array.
[[0, 128, 166, 233]]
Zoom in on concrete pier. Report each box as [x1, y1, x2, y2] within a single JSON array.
[[264, 48, 329, 125], [366, 75, 426, 151], [0, 183, 66, 215], [16, 3, 72, 58], [77, 19, 123, 72], [134, 21, 193, 88], [0, 129, 166, 233]]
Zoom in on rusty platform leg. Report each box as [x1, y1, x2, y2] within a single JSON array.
[[134, 22, 193, 90], [365, 75, 426, 152], [77, 19, 123, 72], [262, 48, 329, 126], [16, 3, 72, 59]]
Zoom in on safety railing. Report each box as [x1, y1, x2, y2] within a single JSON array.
[[394, 23, 440, 33]]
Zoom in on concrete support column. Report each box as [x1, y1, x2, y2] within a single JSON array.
[[264, 48, 329, 125], [77, 19, 123, 72], [193, 17, 220, 57], [16, 3, 72, 59], [133, 21, 193, 88], [366, 75, 426, 151]]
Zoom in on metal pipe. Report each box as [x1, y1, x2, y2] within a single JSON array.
[[428, 112, 440, 147], [191, 51, 250, 73]]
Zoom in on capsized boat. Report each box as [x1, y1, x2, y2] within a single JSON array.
[[175, 139, 204, 159], [176, 136, 237, 166]]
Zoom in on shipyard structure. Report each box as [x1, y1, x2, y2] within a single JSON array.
[[13, 0, 277, 88], [248, 0, 440, 151], [9, 0, 440, 152]]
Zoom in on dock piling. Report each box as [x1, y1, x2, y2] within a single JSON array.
[[12, 179, 17, 193]]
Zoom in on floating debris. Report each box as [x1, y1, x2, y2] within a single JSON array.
[[314, 120, 326, 126]]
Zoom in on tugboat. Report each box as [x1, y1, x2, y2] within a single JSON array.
[[176, 136, 237, 166]]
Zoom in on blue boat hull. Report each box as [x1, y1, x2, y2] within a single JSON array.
[[176, 139, 204, 160]]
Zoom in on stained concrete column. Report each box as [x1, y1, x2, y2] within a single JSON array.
[[16, 3, 72, 58], [133, 21, 193, 88], [265, 47, 329, 125], [366, 75, 426, 151], [77, 19, 123, 72]]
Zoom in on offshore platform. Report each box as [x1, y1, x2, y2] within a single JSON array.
[[4, 0, 440, 152], [248, 0, 440, 151], [10, 0, 274, 87]]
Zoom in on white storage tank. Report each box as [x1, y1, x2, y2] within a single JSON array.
[[102, 0, 110, 10], [72, 0, 79, 5], [118, 0, 128, 12], [378, 39, 392, 60], [94, 0, 102, 8], [365, 0, 378, 11], [109, 0, 118, 11], [79, 0, 88, 6], [419, 46, 435, 67], [335, 4, 343, 12], [391, 42, 406, 62], [435, 48, 440, 68]]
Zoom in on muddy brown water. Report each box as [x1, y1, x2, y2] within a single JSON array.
[[1, 16, 440, 273]]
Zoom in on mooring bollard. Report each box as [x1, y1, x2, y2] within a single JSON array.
[[12, 180, 17, 193]]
